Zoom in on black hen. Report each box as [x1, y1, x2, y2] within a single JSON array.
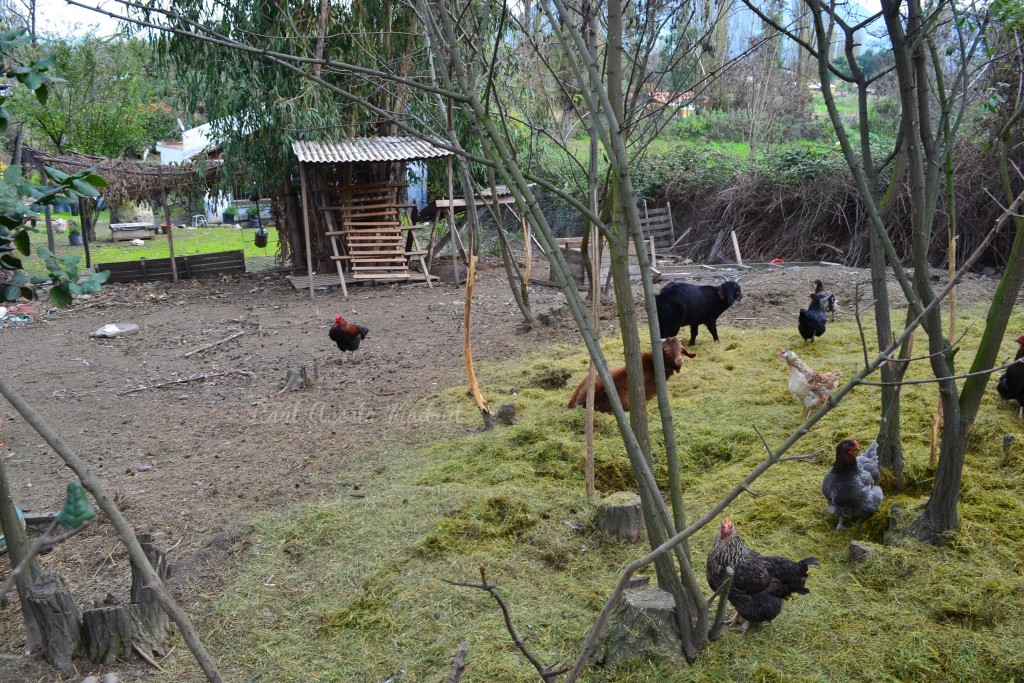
[[822, 439, 883, 530], [996, 335, 1024, 420], [329, 314, 369, 362], [798, 293, 827, 342], [812, 279, 838, 320], [706, 517, 818, 630]]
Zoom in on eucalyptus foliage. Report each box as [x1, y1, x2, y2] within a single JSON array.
[[140, 0, 440, 196]]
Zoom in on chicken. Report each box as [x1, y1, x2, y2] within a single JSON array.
[[328, 314, 369, 362], [822, 439, 883, 530], [568, 337, 695, 413], [996, 335, 1024, 420], [777, 348, 841, 416], [706, 517, 818, 630], [812, 279, 838, 321], [797, 293, 827, 342]]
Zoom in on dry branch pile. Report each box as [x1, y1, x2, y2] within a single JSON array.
[[659, 138, 1023, 270], [24, 147, 222, 205]]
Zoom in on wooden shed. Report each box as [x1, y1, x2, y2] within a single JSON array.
[[291, 137, 453, 298]]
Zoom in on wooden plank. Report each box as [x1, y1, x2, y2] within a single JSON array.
[[335, 203, 414, 211], [96, 250, 245, 283], [351, 273, 410, 280], [351, 264, 411, 271]]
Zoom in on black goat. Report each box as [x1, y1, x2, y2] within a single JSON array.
[[655, 280, 742, 345]]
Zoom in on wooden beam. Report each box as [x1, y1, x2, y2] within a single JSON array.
[[158, 166, 178, 283], [299, 162, 318, 302]]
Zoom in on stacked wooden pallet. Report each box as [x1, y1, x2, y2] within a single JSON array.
[[325, 182, 413, 281]]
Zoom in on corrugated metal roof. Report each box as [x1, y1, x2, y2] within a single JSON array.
[[292, 137, 453, 163]]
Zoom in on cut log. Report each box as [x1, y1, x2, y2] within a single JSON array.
[[83, 604, 155, 664], [594, 492, 644, 544], [26, 571, 81, 675], [589, 586, 683, 666], [84, 534, 169, 664], [130, 534, 169, 650]]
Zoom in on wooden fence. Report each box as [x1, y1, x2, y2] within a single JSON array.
[[96, 250, 246, 283]]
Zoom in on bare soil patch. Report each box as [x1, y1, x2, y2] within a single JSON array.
[[0, 258, 1007, 681]]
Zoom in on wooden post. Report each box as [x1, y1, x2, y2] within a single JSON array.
[[447, 156, 461, 285], [39, 163, 56, 254], [299, 163, 318, 303], [157, 166, 178, 283], [78, 198, 92, 269], [522, 214, 532, 283], [730, 230, 743, 266]]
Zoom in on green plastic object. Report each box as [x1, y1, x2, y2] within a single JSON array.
[[55, 482, 95, 530]]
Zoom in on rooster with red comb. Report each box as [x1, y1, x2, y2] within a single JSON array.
[[328, 314, 368, 363]]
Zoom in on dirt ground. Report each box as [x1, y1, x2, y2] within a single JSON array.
[[0, 257, 1010, 682]]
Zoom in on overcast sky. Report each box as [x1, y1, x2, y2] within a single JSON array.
[[36, 0, 887, 42], [36, 0, 123, 36]]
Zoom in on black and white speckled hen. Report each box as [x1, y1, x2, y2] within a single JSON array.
[[996, 335, 1024, 420], [822, 439, 883, 530], [706, 517, 818, 630]]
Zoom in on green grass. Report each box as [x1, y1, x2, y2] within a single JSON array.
[[22, 215, 278, 277], [155, 304, 1024, 682]]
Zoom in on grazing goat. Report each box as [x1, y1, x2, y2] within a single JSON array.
[[655, 280, 742, 345], [568, 337, 695, 413]]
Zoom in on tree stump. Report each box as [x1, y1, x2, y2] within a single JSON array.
[[82, 534, 169, 664], [594, 492, 644, 543], [280, 364, 316, 392], [589, 586, 682, 666], [130, 534, 169, 651], [26, 571, 81, 675]]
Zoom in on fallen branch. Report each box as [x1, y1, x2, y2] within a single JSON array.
[[132, 641, 166, 671], [445, 641, 470, 683], [446, 568, 568, 682], [183, 331, 245, 358], [121, 370, 254, 395]]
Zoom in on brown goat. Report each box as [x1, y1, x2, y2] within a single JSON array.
[[568, 337, 695, 413]]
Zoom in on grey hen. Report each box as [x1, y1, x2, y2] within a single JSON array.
[[822, 439, 882, 530]]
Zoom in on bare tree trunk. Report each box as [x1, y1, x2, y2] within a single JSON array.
[[314, 0, 329, 78], [0, 457, 41, 649]]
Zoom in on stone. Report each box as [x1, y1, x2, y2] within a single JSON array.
[[495, 404, 517, 426], [849, 540, 877, 564]]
